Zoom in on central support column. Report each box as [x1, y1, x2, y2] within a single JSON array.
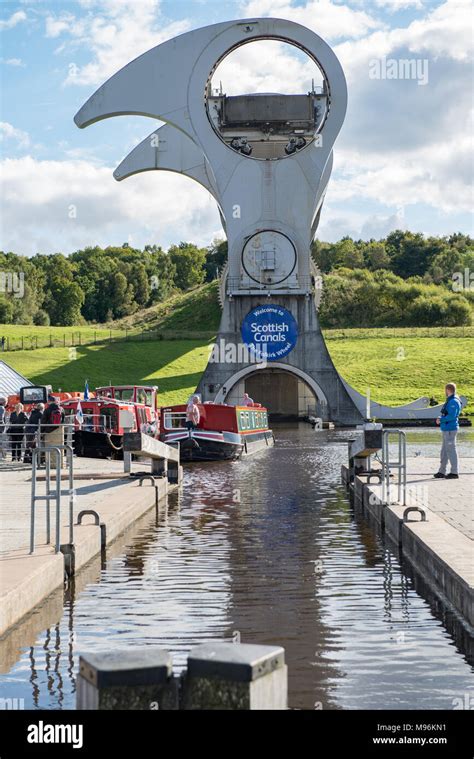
[[198, 295, 363, 426]]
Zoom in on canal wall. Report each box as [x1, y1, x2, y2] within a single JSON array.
[[0, 463, 177, 637], [342, 458, 474, 630]]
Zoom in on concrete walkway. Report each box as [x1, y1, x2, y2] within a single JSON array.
[[344, 455, 474, 628], [384, 456, 473, 540], [0, 457, 172, 636], [0, 458, 147, 555]]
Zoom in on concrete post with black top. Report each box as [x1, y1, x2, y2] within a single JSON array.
[[181, 642, 287, 710], [76, 649, 178, 710]]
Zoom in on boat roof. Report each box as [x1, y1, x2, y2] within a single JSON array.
[[96, 385, 157, 390], [0, 360, 33, 398]]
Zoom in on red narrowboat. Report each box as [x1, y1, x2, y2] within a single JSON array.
[[160, 401, 274, 461], [62, 385, 159, 458]]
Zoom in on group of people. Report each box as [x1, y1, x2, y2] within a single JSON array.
[[0, 396, 64, 462]]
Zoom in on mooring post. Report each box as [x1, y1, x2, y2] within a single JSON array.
[[123, 426, 132, 474], [181, 642, 287, 710], [167, 459, 182, 485], [76, 649, 178, 710], [151, 457, 167, 478]]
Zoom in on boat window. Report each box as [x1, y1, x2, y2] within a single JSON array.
[[136, 389, 146, 404], [145, 390, 153, 407], [81, 407, 96, 430], [240, 411, 250, 430], [115, 388, 134, 401], [137, 407, 147, 427], [164, 412, 186, 429], [101, 407, 117, 432]]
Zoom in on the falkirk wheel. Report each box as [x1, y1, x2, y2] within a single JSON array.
[[75, 17, 452, 425]]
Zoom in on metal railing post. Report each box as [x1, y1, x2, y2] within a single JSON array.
[[67, 444, 74, 544], [29, 439, 73, 555], [30, 452, 37, 554], [382, 429, 407, 507]]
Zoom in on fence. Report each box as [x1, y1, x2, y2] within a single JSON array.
[[323, 326, 474, 340], [1, 325, 471, 353], [0, 422, 75, 468], [0, 328, 217, 352]]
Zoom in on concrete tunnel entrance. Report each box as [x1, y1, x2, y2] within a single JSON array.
[[225, 369, 320, 421]]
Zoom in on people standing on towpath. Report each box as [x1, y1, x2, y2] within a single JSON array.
[[434, 383, 462, 480], [8, 402, 28, 461]]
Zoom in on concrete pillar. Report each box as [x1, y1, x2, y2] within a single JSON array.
[[181, 642, 287, 710], [167, 461, 182, 485], [76, 649, 178, 710], [123, 427, 132, 473], [151, 458, 167, 477]]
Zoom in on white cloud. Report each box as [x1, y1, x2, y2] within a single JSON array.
[[212, 39, 325, 95], [324, 0, 473, 213], [1, 0, 471, 252], [0, 10, 27, 31], [0, 57, 26, 67], [376, 0, 424, 8], [242, 0, 384, 40], [352, 0, 425, 10], [316, 203, 408, 242], [0, 122, 30, 148], [330, 126, 473, 214], [44, 0, 190, 86], [0, 156, 221, 256]]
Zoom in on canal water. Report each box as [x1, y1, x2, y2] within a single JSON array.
[[0, 426, 473, 710]]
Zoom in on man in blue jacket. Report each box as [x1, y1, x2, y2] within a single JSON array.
[[434, 383, 462, 479]]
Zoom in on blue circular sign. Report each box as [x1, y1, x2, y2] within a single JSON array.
[[241, 305, 298, 362]]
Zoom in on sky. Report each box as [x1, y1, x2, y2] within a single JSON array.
[[0, 0, 472, 256]]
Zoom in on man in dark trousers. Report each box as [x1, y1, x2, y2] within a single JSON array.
[[24, 402, 45, 463], [434, 383, 462, 479], [41, 396, 65, 465]]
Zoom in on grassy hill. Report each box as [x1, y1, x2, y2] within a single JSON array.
[[111, 281, 221, 334], [1, 282, 473, 413]]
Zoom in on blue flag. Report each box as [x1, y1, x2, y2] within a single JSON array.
[[84, 380, 89, 400]]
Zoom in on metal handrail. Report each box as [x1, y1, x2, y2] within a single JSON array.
[[381, 429, 407, 506], [30, 439, 75, 554], [0, 422, 75, 466], [62, 412, 112, 433], [226, 275, 315, 293]]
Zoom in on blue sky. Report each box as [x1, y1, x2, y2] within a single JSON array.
[[0, 0, 472, 255]]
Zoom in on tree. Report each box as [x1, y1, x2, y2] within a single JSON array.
[[101, 271, 135, 320], [46, 279, 85, 325], [168, 242, 206, 290], [33, 309, 50, 326], [204, 239, 228, 281], [362, 241, 390, 270], [129, 264, 150, 306], [387, 231, 439, 279], [0, 297, 13, 323]]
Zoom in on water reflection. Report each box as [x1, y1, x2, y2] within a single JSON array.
[[0, 425, 472, 710]]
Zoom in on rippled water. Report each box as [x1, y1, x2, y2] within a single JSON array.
[[0, 426, 473, 710]]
